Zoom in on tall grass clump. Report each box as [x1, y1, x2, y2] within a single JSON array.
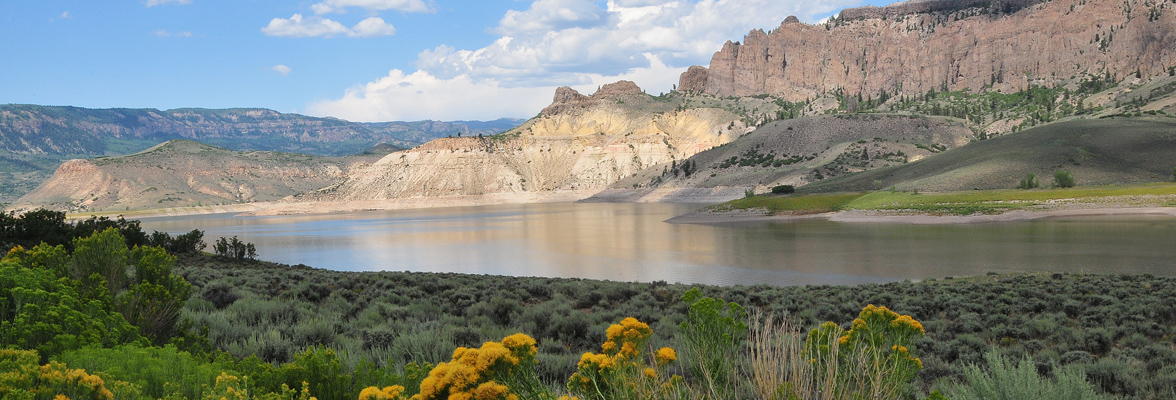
[[749, 305, 926, 400], [940, 352, 1102, 400]]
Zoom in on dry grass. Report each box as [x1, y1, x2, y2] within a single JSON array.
[[748, 310, 915, 400]]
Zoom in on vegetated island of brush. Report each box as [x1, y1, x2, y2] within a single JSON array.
[[2, 209, 1174, 399]]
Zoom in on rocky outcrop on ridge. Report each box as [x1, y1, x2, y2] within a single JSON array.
[[680, 0, 1176, 101], [540, 81, 645, 116]]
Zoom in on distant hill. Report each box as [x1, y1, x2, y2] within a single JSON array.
[[801, 117, 1176, 192], [0, 104, 522, 157], [0, 104, 522, 202], [7, 140, 382, 213]]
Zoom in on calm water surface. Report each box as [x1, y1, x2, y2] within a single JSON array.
[[139, 203, 1176, 286]]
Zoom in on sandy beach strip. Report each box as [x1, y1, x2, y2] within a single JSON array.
[[667, 206, 1176, 225]]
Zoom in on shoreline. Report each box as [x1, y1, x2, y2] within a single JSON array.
[[242, 190, 600, 216], [666, 206, 1176, 225], [66, 203, 273, 220]]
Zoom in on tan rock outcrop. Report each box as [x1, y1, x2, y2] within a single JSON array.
[[287, 85, 741, 209], [687, 0, 1176, 101], [9, 140, 361, 213]]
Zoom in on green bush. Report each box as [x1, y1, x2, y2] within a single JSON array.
[[1053, 170, 1075, 188], [149, 229, 207, 255], [679, 288, 746, 398], [1017, 173, 1040, 189], [56, 345, 238, 400], [0, 261, 144, 361], [771, 185, 795, 194], [941, 351, 1101, 400], [214, 236, 256, 261]]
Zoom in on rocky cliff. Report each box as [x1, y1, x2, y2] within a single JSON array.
[[680, 0, 1176, 101], [270, 83, 744, 212]]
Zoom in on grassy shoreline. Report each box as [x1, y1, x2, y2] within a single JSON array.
[[709, 183, 1176, 217]]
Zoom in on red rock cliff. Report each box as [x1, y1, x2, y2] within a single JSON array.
[[680, 0, 1176, 100]]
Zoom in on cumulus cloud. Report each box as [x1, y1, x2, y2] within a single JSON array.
[[310, 0, 431, 14], [307, 54, 684, 121], [152, 29, 193, 37], [417, 0, 856, 85], [59, 11, 72, 20], [310, 0, 859, 121], [145, 0, 192, 7], [272, 65, 293, 76], [495, 0, 608, 34], [261, 14, 396, 38]]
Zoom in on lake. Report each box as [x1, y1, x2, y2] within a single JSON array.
[[139, 202, 1176, 286]]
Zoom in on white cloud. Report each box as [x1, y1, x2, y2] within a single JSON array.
[[495, 0, 608, 34], [307, 54, 684, 121], [272, 65, 293, 76], [146, 0, 192, 7], [59, 11, 72, 19], [350, 17, 397, 37], [310, 0, 860, 121], [152, 29, 193, 37], [417, 0, 857, 85], [261, 14, 396, 38], [310, 0, 431, 14]]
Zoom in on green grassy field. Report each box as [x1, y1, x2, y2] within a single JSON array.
[[711, 183, 1176, 216], [710, 192, 863, 214]]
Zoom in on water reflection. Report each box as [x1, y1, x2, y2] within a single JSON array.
[[139, 203, 1176, 286]]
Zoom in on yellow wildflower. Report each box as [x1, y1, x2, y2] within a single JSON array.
[[643, 368, 657, 379], [473, 381, 510, 400], [654, 347, 676, 366]]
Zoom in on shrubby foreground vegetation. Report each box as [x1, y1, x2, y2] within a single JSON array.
[[2, 210, 1175, 399]]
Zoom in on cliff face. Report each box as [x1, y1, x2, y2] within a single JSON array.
[[288, 84, 741, 205], [681, 0, 1176, 101]]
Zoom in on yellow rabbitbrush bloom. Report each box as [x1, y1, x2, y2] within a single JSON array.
[[411, 334, 538, 400], [358, 385, 407, 400], [602, 318, 651, 360], [567, 317, 681, 400], [0, 350, 128, 400], [38, 362, 114, 400], [472, 381, 516, 400], [654, 347, 676, 366]]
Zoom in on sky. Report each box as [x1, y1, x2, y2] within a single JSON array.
[[0, 0, 893, 122]]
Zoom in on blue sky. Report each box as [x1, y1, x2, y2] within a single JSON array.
[[0, 0, 891, 122]]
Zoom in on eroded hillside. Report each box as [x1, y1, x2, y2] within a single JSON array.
[[261, 82, 749, 213], [591, 114, 975, 202], [7, 140, 382, 213]]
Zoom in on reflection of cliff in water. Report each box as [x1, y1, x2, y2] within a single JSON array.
[[141, 203, 1176, 286]]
